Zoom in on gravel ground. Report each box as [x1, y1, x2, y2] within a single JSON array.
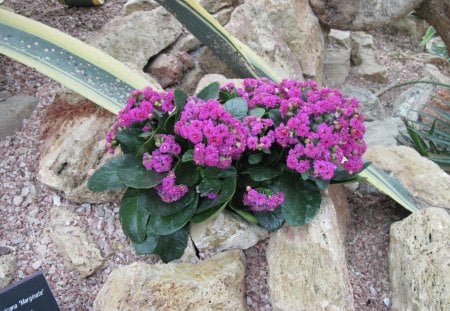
[[0, 1, 445, 310]]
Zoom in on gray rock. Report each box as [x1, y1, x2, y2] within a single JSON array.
[[310, 0, 423, 30], [0, 95, 38, 140], [267, 193, 354, 311], [47, 207, 105, 278], [389, 13, 429, 41], [364, 146, 450, 209], [329, 29, 352, 49], [93, 250, 247, 311], [196, 0, 236, 14], [389, 208, 450, 311], [341, 85, 386, 121], [179, 60, 207, 94], [364, 117, 404, 147], [0, 253, 15, 288], [392, 80, 434, 121], [324, 47, 350, 86], [123, 0, 158, 15], [213, 6, 235, 26], [190, 210, 269, 255], [423, 63, 450, 84], [88, 7, 183, 69], [146, 51, 193, 87], [351, 32, 387, 83]]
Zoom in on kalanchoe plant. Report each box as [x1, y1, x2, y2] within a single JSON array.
[[88, 78, 368, 262]]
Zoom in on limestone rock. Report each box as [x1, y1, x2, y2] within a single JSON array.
[[324, 48, 350, 86], [340, 85, 386, 121], [38, 91, 121, 203], [389, 208, 450, 311], [146, 51, 193, 87], [267, 194, 354, 311], [196, 0, 236, 14], [47, 207, 104, 277], [351, 32, 387, 83], [310, 0, 423, 30], [364, 117, 404, 147], [0, 95, 38, 140], [88, 7, 183, 69], [392, 80, 434, 121], [364, 146, 450, 209], [195, 74, 243, 94], [0, 253, 15, 288], [389, 13, 429, 41], [190, 210, 268, 255], [423, 63, 450, 84], [197, 47, 239, 80], [123, 0, 158, 15], [329, 29, 352, 49], [180, 61, 207, 94], [225, 0, 304, 80], [213, 6, 235, 26], [93, 250, 247, 311]]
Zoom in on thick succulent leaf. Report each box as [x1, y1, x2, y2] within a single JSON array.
[[174, 161, 200, 186], [154, 0, 280, 81], [87, 155, 128, 192], [358, 166, 418, 212], [203, 166, 237, 178], [120, 188, 151, 243], [270, 172, 322, 226], [133, 226, 189, 263], [254, 208, 285, 231], [229, 207, 258, 225], [243, 166, 283, 182], [191, 202, 228, 223], [0, 9, 155, 114], [196, 82, 220, 100], [117, 155, 167, 189], [196, 176, 236, 213], [223, 97, 248, 120], [147, 194, 198, 235], [143, 188, 197, 216]]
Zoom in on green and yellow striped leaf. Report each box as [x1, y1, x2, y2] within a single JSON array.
[[155, 0, 280, 82], [0, 8, 153, 114]]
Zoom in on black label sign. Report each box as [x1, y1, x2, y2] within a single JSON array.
[[0, 272, 60, 311]]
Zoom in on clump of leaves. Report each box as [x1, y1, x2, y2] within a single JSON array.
[[397, 86, 450, 172]]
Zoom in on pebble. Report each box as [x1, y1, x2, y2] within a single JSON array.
[[369, 285, 377, 295], [383, 297, 391, 307], [31, 260, 42, 270], [52, 194, 61, 206], [21, 187, 30, 197], [0, 246, 11, 255], [13, 195, 23, 206]]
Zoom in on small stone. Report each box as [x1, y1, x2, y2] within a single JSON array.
[[0, 246, 10, 256], [12, 196, 23, 206], [31, 260, 42, 270], [52, 194, 61, 206], [383, 297, 390, 307], [20, 187, 30, 197], [369, 285, 377, 296]]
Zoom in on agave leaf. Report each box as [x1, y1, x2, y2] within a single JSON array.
[[0, 9, 154, 114], [358, 166, 418, 213], [154, 0, 280, 82], [421, 26, 436, 46], [408, 127, 450, 148], [426, 106, 450, 122], [404, 120, 429, 156]]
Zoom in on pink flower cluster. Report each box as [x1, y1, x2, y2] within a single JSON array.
[[106, 87, 174, 153], [234, 78, 367, 179], [155, 171, 188, 203], [243, 187, 285, 212], [143, 134, 181, 173], [174, 98, 247, 169], [243, 116, 275, 151]]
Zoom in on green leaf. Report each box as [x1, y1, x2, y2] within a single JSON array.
[[0, 9, 154, 115], [248, 153, 263, 165], [421, 26, 436, 46], [133, 226, 189, 263], [117, 155, 167, 189], [254, 208, 285, 231], [331, 162, 371, 182], [270, 172, 322, 226], [204, 166, 237, 178], [191, 201, 228, 223], [182, 150, 194, 162], [196, 82, 220, 100], [148, 194, 198, 235], [87, 155, 127, 192], [249, 107, 266, 117], [144, 188, 197, 216], [198, 178, 222, 195], [268, 109, 282, 127], [230, 207, 258, 225], [243, 166, 282, 182], [196, 176, 237, 213], [120, 189, 151, 243], [174, 89, 188, 112], [175, 161, 200, 186], [223, 97, 248, 120], [116, 128, 145, 154]]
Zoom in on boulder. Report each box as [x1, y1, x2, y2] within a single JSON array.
[[0, 95, 38, 140], [340, 85, 386, 121], [146, 51, 193, 87], [93, 250, 247, 311], [364, 145, 450, 209], [38, 91, 121, 203], [351, 32, 387, 83], [224, 0, 305, 81], [309, 0, 424, 30], [123, 0, 158, 15], [190, 210, 269, 255], [389, 13, 429, 41], [0, 253, 15, 288], [88, 7, 183, 69], [324, 48, 350, 86], [267, 193, 354, 311], [392, 80, 434, 121], [46, 207, 105, 278], [364, 117, 404, 147], [389, 208, 450, 311]]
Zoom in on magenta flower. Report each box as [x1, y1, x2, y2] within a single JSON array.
[[243, 187, 284, 212]]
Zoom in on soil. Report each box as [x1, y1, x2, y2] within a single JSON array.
[[0, 1, 446, 310]]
